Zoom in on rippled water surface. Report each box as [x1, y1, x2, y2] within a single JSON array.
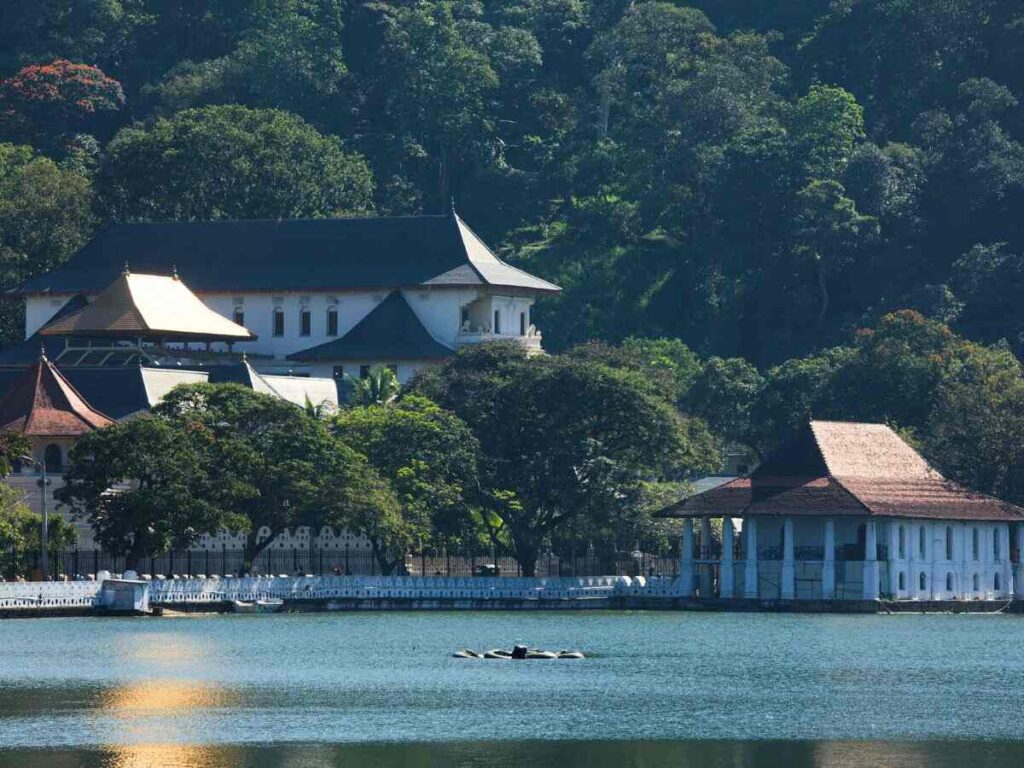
[[0, 611, 1022, 766]]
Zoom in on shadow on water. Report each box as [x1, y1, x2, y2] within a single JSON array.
[[2, 741, 1024, 768]]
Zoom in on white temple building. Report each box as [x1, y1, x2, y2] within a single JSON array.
[[660, 421, 1024, 603]]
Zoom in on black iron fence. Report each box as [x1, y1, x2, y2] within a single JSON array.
[[13, 548, 682, 580]]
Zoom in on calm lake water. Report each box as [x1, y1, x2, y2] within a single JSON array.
[[0, 611, 1022, 767]]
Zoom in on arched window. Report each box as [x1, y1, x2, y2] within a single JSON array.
[[945, 527, 954, 560], [946, 573, 953, 592], [43, 444, 62, 473], [919, 527, 926, 558], [995, 572, 1002, 591], [972, 573, 979, 592], [919, 572, 927, 591], [972, 528, 979, 561], [898, 571, 906, 590], [898, 525, 906, 559]]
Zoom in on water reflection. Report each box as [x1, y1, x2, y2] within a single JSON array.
[[99, 681, 233, 716], [3, 741, 1024, 768]]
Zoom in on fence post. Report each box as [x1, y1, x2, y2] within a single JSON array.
[[187, 550, 192, 577]]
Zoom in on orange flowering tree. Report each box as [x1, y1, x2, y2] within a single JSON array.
[[0, 59, 125, 149]]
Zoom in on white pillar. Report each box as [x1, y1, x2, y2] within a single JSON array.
[[822, 518, 836, 600], [698, 518, 713, 597], [679, 518, 695, 598], [781, 517, 796, 600], [1000, 524, 1012, 598], [1014, 524, 1024, 598], [720, 518, 735, 599], [743, 518, 759, 599], [959, 524, 969, 600], [888, 521, 901, 598], [863, 519, 880, 600]]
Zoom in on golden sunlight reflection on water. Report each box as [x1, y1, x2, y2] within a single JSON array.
[[98, 680, 234, 716], [95, 744, 243, 768]]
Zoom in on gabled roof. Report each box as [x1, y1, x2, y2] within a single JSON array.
[[208, 357, 338, 409], [11, 213, 561, 296], [38, 271, 255, 342], [660, 420, 1024, 522], [287, 291, 453, 362], [0, 353, 114, 436]]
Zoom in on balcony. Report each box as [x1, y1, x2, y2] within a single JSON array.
[[456, 323, 543, 352]]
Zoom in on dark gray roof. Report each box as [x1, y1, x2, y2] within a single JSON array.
[[288, 291, 453, 362], [12, 213, 560, 296]]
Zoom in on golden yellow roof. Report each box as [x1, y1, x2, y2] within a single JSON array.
[[39, 270, 256, 342]]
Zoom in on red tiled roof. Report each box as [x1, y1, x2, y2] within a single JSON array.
[[661, 420, 1024, 522], [0, 353, 115, 437]]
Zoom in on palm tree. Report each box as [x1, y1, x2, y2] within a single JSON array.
[[346, 365, 401, 406]]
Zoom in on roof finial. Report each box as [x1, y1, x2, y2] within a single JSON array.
[[240, 351, 248, 364], [39, 342, 47, 362], [171, 264, 179, 280], [450, 196, 457, 215], [122, 261, 131, 276]]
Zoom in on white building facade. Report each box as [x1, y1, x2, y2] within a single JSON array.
[[665, 421, 1024, 603]]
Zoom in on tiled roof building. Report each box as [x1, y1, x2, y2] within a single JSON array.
[[659, 420, 1024, 604]]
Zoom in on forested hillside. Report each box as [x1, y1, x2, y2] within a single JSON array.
[[0, 0, 1022, 366]]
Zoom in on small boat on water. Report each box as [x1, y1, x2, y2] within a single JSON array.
[[230, 598, 285, 614], [454, 645, 584, 660]]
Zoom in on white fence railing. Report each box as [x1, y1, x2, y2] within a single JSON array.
[[0, 581, 103, 609], [0, 574, 685, 612]]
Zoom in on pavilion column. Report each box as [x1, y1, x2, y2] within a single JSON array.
[[698, 518, 713, 597], [888, 521, 901, 598], [863, 519, 880, 600], [743, 518, 759, 599], [781, 517, 796, 600], [679, 518, 695, 598], [1014, 524, 1024, 598], [720, 518, 735, 599], [821, 518, 836, 600], [1000, 525, 1012, 597]]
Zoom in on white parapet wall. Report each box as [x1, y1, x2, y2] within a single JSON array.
[[0, 574, 685, 614]]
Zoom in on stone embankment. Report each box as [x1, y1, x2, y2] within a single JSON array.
[[0, 575, 1017, 617]]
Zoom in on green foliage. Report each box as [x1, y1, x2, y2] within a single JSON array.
[[57, 416, 229, 568], [0, 142, 94, 344], [344, 364, 401, 407], [97, 105, 374, 221], [333, 394, 481, 564], [0, 484, 74, 577], [411, 341, 719, 575], [154, 383, 390, 573]]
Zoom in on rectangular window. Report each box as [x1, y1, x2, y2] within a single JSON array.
[[272, 309, 284, 337], [493, 310, 501, 334], [919, 527, 926, 558], [300, 309, 311, 336], [327, 308, 338, 336], [360, 365, 371, 379], [233, 309, 245, 327], [460, 307, 470, 328], [333, 365, 344, 380], [520, 312, 526, 336]]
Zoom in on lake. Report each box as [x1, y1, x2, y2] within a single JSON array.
[[0, 611, 1022, 766]]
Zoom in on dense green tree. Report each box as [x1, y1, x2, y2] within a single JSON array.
[[0, 143, 94, 344], [154, 383, 390, 574], [57, 416, 231, 570], [685, 356, 765, 455], [0, 484, 75, 578], [333, 395, 481, 569], [97, 105, 374, 221], [412, 342, 719, 575]]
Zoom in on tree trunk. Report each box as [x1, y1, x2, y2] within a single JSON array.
[[816, 261, 829, 320], [513, 537, 539, 578], [242, 528, 278, 575]]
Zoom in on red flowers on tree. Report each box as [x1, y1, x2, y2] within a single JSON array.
[[0, 59, 125, 149]]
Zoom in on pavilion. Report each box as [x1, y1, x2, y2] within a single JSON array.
[[659, 420, 1024, 602]]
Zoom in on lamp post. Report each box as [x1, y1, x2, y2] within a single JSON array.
[[21, 454, 50, 581]]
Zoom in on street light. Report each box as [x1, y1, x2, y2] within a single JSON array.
[[20, 454, 50, 581]]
